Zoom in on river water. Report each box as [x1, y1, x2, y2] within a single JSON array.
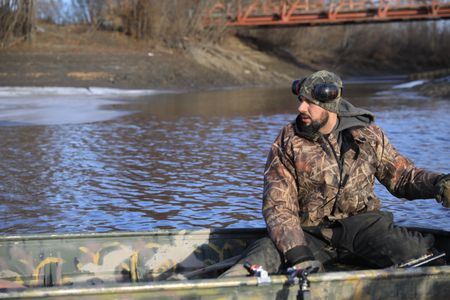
[[0, 80, 449, 234]]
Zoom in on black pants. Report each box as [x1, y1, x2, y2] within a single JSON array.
[[221, 211, 435, 277]]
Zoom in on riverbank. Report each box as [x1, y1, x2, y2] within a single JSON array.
[[0, 30, 306, 91], [0, 25, 449, 98]]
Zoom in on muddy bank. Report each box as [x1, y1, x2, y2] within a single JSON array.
[[0, 31, 448, 99], [0, 34, 306, 91], [413, 76, 450, 99]]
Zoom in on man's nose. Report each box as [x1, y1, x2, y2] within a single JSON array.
[[298, 100, 309, 113]]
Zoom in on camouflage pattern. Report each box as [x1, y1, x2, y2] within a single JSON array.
[[0, 227, 450, 299], [436, 174, 450, 207], [263, 122, 442, 254], [299, 70, 343, 113], [0, 228, 264, 290]]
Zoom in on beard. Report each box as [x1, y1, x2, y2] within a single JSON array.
[[298, 110, 330, 135]]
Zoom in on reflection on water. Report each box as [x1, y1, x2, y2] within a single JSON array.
[[0, 83, 449, 234]]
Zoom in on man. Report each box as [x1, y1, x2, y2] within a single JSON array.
[[222, 70, 450, 276]]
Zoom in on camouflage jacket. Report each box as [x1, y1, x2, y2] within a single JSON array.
[[263, 113, 442, 256]]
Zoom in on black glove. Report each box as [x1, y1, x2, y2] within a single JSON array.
[[294, 259, 324, 273], [436, 174, 450, 208], [285, 245, 324, 273]]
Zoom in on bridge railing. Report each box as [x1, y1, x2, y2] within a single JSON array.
[[204, 0, 450, 26]]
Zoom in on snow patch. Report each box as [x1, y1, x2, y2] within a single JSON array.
[[392, 80, 427, 89]]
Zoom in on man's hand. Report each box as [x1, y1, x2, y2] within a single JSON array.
[[436, 175, 450, 208], [294, 260, 324, 273]]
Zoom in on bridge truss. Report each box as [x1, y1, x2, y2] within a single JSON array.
[[204, 0, 450, 26]]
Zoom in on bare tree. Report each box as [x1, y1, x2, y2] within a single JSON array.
[[0, 0, 35, 47], [238, 19, 450, 72]]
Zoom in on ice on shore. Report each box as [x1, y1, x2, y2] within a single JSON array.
[[0, 86, 163, 97], [0, 86, 167, 126], [392, 80, 427, 89]]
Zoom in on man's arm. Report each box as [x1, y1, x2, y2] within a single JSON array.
[[262, 129, 315, 266], [373, 125, 445, 200]]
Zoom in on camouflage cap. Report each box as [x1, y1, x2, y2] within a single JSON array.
[[299, 70, 343, 113]]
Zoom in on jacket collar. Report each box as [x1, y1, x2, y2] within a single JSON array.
[[294, 116, 368, 146], [348, 127, 368, 144]]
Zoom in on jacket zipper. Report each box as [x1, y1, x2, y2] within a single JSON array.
[[321, 134, 348, 215]]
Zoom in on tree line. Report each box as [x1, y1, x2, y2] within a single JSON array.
[[240, 20, 450, 72], [0, 0, 224, 48], [0, 0, 34, 46]]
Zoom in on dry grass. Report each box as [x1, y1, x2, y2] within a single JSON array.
[[66, 71, 112, 80], [1, 0, 225, 49]]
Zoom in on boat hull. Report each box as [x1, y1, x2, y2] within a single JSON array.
[[1, 227, 449, 299]]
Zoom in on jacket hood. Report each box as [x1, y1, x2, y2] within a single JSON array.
[[335, 99, 375, 132], [294, 98, 375, 139]]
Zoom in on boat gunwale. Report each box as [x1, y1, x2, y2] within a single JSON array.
[[1, 226, 448, 242], [2, 265, 450, 299], [0, 227, 268, 242]]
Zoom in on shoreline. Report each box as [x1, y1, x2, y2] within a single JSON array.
[[1, 35, 448, 98], [0, 33, 417, 92], [0, 76, 447, 100]]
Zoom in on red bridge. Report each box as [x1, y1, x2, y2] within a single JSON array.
[[205, 0, 450, 26]]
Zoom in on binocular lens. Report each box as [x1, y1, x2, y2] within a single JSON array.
[[312, 83, 340, 102], [291, 80, 341, 103]]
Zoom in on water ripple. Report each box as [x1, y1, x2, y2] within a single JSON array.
[[0, 85, 449, 234]]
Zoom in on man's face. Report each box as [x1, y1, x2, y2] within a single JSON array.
[[297, 98, 329, 132]]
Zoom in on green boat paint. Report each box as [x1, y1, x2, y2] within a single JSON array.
[[1, 227, 449, 299]]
